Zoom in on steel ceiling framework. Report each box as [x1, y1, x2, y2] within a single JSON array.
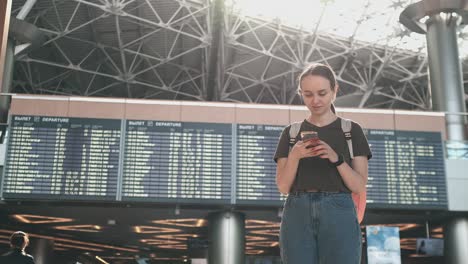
[[9, 0, 468, 110]]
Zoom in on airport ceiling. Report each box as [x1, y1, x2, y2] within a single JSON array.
[[8, 0, 468, 110]]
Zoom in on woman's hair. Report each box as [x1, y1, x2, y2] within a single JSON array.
[[297, 63, 338, 113], [297, 63, 337, 92]]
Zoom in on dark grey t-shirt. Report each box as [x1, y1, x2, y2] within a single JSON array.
[[274, 118, 372, 193]]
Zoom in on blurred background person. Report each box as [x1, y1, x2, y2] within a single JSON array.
[[0, 231, 35, 264]]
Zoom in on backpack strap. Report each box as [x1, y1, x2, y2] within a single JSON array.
[[288, 121, 302, 152], [341, 118, 366, 223], [341, 118, 354, 159]]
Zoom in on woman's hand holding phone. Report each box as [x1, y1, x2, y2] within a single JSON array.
[[292, 131, 338, 162], [290, 131, 319, 159], [301, 131, 320, 147]]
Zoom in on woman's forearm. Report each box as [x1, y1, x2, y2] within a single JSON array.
[[336, 158, 368, 193], [276, 155, 301, 194]]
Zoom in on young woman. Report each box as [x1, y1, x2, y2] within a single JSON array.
[[274, 63, 372, 264]]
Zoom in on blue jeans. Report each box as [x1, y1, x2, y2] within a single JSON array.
[[280, 192, 361, 264]]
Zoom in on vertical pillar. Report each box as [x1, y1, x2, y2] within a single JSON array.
[[426, 9, 468, 263], [424, 11, 468, 264], [0, 38, 14, 122], [0, 0, 11, 123], [207, 211, 245, 264], [425, 12, 466, 140], [30, 238, 54, 264], [205, 0, 224, 101], [444, 217, 468, 264], [400, 2, 468, 263], [1, 0, 40, 123]]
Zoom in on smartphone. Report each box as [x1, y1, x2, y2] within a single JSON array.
[[300, 131, 319, 146]]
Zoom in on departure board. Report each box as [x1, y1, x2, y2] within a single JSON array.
[[122, 120, 232, 203], [234, 125, 447, 209], [1, 115, 448, 210], [2, 115, 120, 200], [236, 124, 286, 205], [367, 130, 447, 209]]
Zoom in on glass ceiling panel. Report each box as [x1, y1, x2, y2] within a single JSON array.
[[231, 0, 468, 58]]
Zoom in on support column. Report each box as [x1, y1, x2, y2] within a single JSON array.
[[425, 12, 466, 140], [444, 217, 468, 264], [1, 0, 42, 122], [425, 11, 468, 264], [0, 38, 14, 122], [207, 211, 245, 264], [400, 2, 468, 264], [30, 238, 54, 264], [0, 0, 11, 123], [205, 0, 224, 101]]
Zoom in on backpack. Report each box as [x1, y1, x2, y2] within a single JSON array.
[[288, 118, 366, 223]]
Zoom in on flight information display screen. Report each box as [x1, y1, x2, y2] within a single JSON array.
[[236, 124, 286, 205], [121, 120, 232, 203], [1, 115, 448, 210], [367, 130, 447, 209], [2, 115, 120, 200], [234, 125, 447, 209]]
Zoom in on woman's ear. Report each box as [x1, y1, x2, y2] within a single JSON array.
[[297, 87, 303, 102], [333, 85, 339, 101]]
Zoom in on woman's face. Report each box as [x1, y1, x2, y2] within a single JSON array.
[[299, 75, 337, 116]]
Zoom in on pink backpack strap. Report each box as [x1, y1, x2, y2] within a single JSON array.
[[352, 192, 366, 223]]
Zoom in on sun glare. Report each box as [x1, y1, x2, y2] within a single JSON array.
[[229, 0, 468, 58]]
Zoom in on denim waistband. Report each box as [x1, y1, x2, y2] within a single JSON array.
[[288, 190, 347, 196]]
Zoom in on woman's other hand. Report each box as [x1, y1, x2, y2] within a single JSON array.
[[289, 140, 317, 159], [309, 140, 339, 162]]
